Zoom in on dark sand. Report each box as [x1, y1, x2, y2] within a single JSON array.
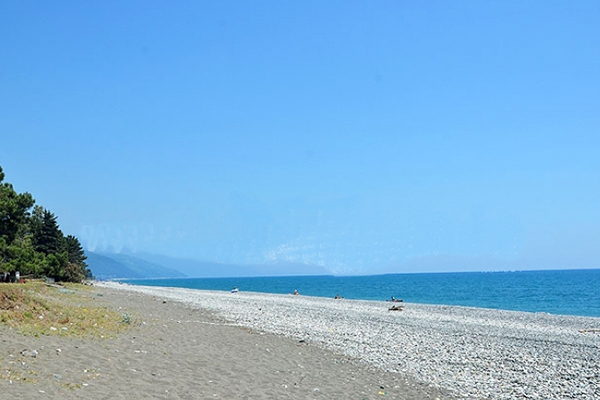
[[0, 285, 451, 399]]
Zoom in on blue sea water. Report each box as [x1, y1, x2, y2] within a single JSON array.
[[123, 269, 600, 318]]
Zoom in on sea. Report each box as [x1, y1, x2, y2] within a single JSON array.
[[122, 269, 600, 318]]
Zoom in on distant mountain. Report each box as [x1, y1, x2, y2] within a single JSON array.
[[104, 253, 187, 278], [130, 252, 330, 278], [127, 253, 257, 277], [86, 252, 143, 280], [86, 252, 187, 280]]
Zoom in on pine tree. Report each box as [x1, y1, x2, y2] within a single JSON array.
[[0, 165, 89, 282], [32, 208, 65, 255], [65, 235, 86, 265], [0, 166, 35, 246], [65, 235, 91, 280]]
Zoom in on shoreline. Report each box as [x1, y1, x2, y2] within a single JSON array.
[[110, 278, 600, 319], [0, 283, 452, 399], [114, 268, 600, 319], [101, 282, 600, 399]]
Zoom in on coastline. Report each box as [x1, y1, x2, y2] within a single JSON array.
[[101, 282, 600, 399], [120, 268, 600, 318], [1, 282, 598, 399], [0, 283, 451, 400]]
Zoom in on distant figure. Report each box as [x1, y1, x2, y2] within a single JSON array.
[[293, 289, 299, 296], [231, 286, 239, 293], [334, 294, 340, 299], [390, 296, 403, 303]]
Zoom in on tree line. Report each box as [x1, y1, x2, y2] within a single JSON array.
[[0, 165, 90, 282]]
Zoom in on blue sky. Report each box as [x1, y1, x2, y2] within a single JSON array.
[[1, 1, 599, 274]]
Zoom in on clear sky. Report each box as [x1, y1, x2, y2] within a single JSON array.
[[1, 1, 599, 274]]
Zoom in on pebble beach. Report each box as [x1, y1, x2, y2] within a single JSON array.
[[0, 283, 450, 399], [103, 283, 600, 399], [2, 282, 599, 399]]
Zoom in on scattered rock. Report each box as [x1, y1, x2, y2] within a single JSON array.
[[21, 349, 38, 358]]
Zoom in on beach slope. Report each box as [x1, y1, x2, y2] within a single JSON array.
[[0, 284, 451, 399], [99, 283, 600, 400]]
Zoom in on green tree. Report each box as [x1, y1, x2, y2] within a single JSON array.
[[65, 235, 86, 265], [0, 165, 88, 282], [61, 260, 89, 282], [65, 235, 91, 279], [0, 166, 35, 246], [1, 166, 35, 271], [5, 235, 45, 275], [44, 252, 68, 281], [32, 207, 65, 255]]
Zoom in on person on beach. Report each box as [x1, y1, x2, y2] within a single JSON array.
[[293, 289, 299, 295]]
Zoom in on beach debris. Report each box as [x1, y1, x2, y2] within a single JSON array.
[[20, 349, 38, 358], [578, 328, 600, 334], [50, 326, 57, 331], [387, 296, 403, 303], [121, 312, 132, 324]]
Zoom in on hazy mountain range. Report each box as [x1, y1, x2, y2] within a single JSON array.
[[86, 251, 329, 280]]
